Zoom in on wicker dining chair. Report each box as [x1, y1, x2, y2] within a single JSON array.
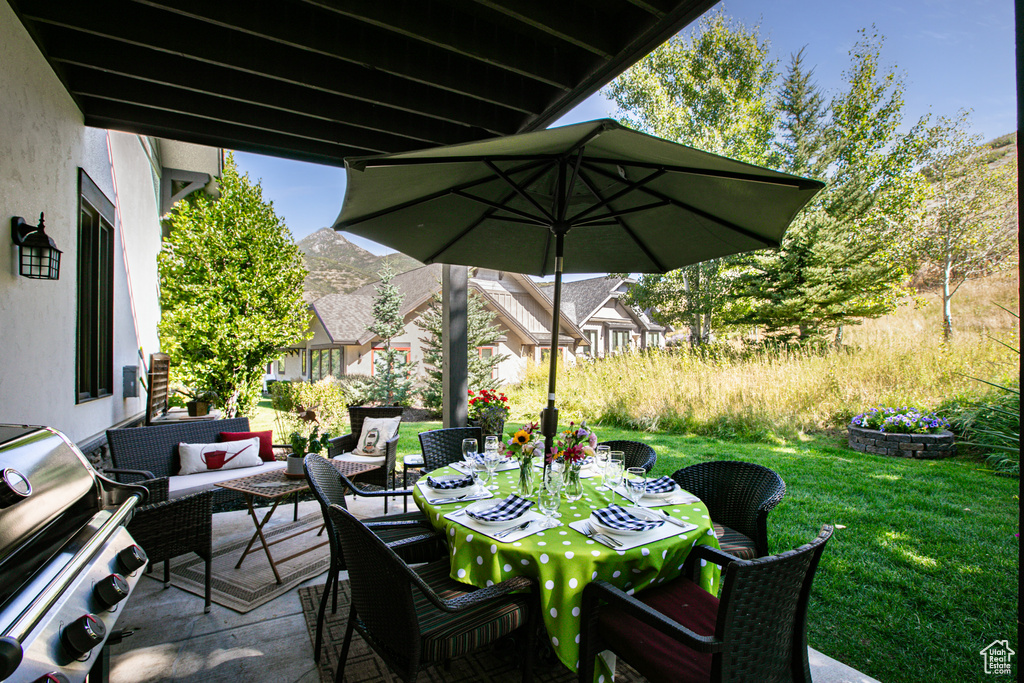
[[304, 455, 443, 663], [329, 406, 404, 512], [127, 477, 213, 613], [417, 426, 483, 472], [326, 501, 538, 683], [578, 525, 833, 683], [671, 461, 786, 559], [597, 440, 657, 473]]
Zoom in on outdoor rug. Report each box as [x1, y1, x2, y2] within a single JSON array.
[[298, 581, 647, 683], [154, 512, 331, 613]]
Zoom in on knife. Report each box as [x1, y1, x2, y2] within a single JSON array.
[[495, 519, 533, 539]]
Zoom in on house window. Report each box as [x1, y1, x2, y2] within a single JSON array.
[[539, 346, 566, 364], [478, 346, 497, 379], [646, 331, 660, 348], [276, 358, 285, 374], [611, 330, 630, 352], [76, 169, 115, 402], [371, 347, 411, 375], [301, 352, 307, 376], [584, 330, 598, 356], [309, 348, 343, 382]]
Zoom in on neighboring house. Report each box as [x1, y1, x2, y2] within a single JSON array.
[[542, 276, 667, 357], [0, 5, 221, 449], [270, 264, 587, 386]]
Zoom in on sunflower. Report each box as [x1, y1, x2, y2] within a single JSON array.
[[513, 430, 530, 445]]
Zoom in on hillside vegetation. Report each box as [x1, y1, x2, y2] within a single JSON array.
[[298, 228, 421, 301], [504, 273, 1019, 441]]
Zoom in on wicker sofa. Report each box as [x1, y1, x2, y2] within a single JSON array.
[[106, 417, 286, 506]]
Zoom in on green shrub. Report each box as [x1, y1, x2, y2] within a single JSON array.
[[270, 378, 348, 439], [334, 374, 374, 406], [948, 383, 1020, 476]]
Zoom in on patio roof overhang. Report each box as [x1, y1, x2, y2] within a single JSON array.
[[8, 0, 717, 166]]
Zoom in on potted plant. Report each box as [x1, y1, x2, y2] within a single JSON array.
[[468, 389, 510, 438], [287, 406, 331, 476], [175, 386, 219, 417]]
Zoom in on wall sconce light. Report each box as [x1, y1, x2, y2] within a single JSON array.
[[11, 213, 62, 280]]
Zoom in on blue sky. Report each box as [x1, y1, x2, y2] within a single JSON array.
[[235, 0, 1016, 255]]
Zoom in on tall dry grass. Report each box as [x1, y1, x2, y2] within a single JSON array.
[[504, 274, 1019, 440]]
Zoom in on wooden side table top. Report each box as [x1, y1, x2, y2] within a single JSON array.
[[216, 459, 378, 499]]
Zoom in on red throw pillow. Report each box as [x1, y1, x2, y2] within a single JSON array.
[[219, 430, 275, 462]]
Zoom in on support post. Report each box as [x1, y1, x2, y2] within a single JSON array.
[[442, 264, 469, 428]]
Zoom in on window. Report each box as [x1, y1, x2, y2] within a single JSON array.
[[478, 346, 497, 379], [584, 330, 598, 356], [539, 347, 566, 364], [276, 358, 285, 374], [301, 351, 307, 376], [646, 331, 660, 348], [371, 347, 411, 375], [610, 330, 630, 352], [309, 348, 344, 382], [76, 169, 115, 402]]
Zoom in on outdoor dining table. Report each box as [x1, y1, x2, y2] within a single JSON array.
[[412, 461, 721, 677]]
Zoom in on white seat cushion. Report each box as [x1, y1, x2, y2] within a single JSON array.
[[403, 453, 424, 466], [332, 452, 386, 466], [168, 460, 286, 499]]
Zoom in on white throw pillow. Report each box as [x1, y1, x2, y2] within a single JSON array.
[[178, 437, 263, 476], [351, 416, 402, 457]]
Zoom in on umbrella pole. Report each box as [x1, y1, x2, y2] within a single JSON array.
[[541, 232, 565, 472]]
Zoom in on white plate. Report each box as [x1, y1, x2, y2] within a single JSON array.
[[642, 485, 679, 500], [589, 511, 663, 537], [464, 500, 527, 526], [425, 475, 477, 497]]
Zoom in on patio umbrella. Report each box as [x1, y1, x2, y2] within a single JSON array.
[[334, 119, 824, 453]]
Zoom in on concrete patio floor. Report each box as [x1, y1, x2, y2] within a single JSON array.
[[109, 495, 880, 683]]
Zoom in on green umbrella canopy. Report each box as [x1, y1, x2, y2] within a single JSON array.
[[334, 119, 824, 276]]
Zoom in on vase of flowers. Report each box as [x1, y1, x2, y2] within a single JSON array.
[[547, 421, 597, 502], [501, 422, 542, 497], [468, 389, 510, 438]]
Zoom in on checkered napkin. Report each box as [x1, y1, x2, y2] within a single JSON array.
[[592, 504, 665, 532], [466, 494, 534, 522], [426, 474, 475, 490], [644, 476, 678, 494], [464, 453, 485, 466]]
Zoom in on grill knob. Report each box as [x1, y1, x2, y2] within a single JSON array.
[[94, 573, 130, 611], [0, 468, 32, 507], [61, 614, 105, 658], [34, 674, 71, 683], [116, 545, 147, 574]]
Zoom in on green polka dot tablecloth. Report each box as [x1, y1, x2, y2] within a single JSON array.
[[413, 465, 721, 677]]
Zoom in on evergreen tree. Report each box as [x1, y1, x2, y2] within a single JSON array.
[[159, 154, 309, 416], [419, 287, 506, 411], [368, 260, 417, 405]]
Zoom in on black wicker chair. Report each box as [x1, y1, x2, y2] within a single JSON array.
[[578, 525, 833, 683], [127, 477, 213, 613], [328, 406, 404, 513], [304, 454, 444, 663], [671, 461, 786, 559], [326, 501, 538, 683], [417, 426, 483, 472], [597, 440, 657, 473]]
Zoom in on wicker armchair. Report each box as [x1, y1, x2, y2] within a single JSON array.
[[597, 440, 656, 473], [417, 426, 483, 472], [326, 502, 538, 683], [328, 406, 403, 512], [671, 461, 786, 559], [578, 526, 833, 683], [304, 455, 443, 663], [128, 477, 213, 613]]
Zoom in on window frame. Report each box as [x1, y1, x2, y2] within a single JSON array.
[[371, 346, 411, 376], [75, 169, 115, 403]]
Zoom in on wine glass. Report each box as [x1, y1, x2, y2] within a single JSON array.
[[543, 465, 563, 516], [462, 438, 479, 469], [472, 458, 491, 491], [537, 485, 560, 528], [484, 435, 500, 454], [625, 467, 646, 508], [594, 445, 610, 489], [604, 453, 624, 503], [483, 448, 500, 490]]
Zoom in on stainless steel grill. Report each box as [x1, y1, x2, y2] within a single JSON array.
[[0, 425, 147, 683]]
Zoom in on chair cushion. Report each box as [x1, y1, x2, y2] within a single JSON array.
[[333, 452, 386, 466], [597, 577, 718, 683], [177, 438, 263, 475], [218, 430, 276, 462], [403, 453, 425, 466], [713, 522, 757, 560], [352, 416, 402, 456], [168, 460, 285, 499], [413, 560, 530, 662]]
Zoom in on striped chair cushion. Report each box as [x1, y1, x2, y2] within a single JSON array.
[[413, 560, 530, 662], [712, 522, 757, 560]]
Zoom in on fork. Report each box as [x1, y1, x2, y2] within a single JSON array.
[[581, 521, 622, 548], [495, 520, 533, 539]]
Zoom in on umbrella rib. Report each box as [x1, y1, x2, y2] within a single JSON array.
[[577, 169, 667, 272], [485, 160, 555, 223], [451, 189, 551, 226], [567, 168, 666, 223], [559, 150, 585, 222], [574, 199, 671, 226], [582, 156, 824, 190], [339, 158, 551, 228], [581, 163, 778, 248]]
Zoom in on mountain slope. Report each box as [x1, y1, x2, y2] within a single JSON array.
[[297, 228, 421, 301]]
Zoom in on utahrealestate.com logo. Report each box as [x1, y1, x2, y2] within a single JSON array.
[[980, 640, 1015, 675]]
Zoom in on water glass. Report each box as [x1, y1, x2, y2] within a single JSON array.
[[471, 458, 490, 490], [462, 438, 478, 467], [625, 467, 646, 507], [604, 453, 624, 501], [537, 486, 560, 528], [484, 435, 500, 453], [594, 445, 610, 488], [483, 450, 500, 490]]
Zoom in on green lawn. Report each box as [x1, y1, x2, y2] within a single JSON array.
[[254, 404, 1019, 682]]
